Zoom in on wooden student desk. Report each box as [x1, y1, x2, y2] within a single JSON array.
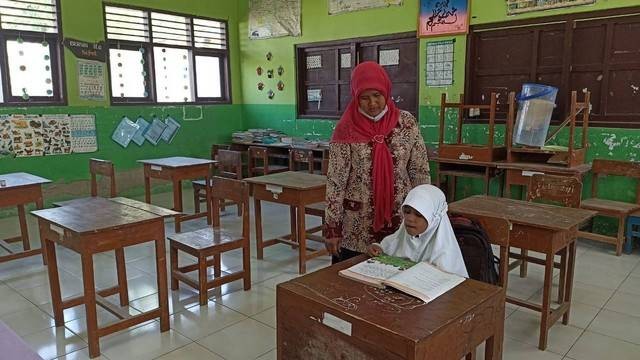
[[31, 197, 177, 358], [138, 156, 216, 233], [449, 195, 596, 350], [245, 171, 328, 274], [277, 255, 505, 360], [0, 172, 50, 264], [432, 157, 504, 200], [498, 162, 592, 198]]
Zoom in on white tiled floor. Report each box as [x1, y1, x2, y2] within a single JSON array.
[[0, 190, 639, 359]]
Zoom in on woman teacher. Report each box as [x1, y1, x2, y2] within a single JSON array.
[[324, 61, 431, 263]]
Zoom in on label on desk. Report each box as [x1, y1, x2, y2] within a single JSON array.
[[50, 225, 64, 236], [322, 312, 352, 336], [266, 184, 283, 194], [521, 170, 545, 177], [150, 165, 163, 171]]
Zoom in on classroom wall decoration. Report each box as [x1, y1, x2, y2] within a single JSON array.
[[0, 114, 97, 157], [113, 115, 181, 148], [425, 40, 455, 87], [249, 0, 301, 39], [418, 0, 469, 37], [77, 59, 106, 101], [329, 0, 403, 15], [506, 0, 596, 15]]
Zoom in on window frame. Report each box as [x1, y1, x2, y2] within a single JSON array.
[[295, 32, 418, 119], [103, 3, 231, 106], [0, 0, 66, 107], [465, 6, 640, 128]]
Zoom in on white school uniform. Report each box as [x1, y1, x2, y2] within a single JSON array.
[[378, 184, 469, 278]]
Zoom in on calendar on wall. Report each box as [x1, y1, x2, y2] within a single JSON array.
[[506, 0, 596, 15]]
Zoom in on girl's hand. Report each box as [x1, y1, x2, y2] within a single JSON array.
[[368, 243, 383, 257], [325, 237, 342, 256]]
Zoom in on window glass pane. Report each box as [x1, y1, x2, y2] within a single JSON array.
[[6, 39, 54, 97], [0, 0, 58, 33], [195, 55, 221, 98], [109, 48, 147, 98], [154, 47, 194, 102]]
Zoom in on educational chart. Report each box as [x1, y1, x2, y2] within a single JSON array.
[[329, 0, 403, 15], [248, 0, 301, 39], [507, 0, 596, 15], [426, 40, 454, 87], [0, 114, 97, 157], [77, 59, 106, 101]]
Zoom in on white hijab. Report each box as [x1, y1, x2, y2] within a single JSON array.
[[379, 185, 469, 278]]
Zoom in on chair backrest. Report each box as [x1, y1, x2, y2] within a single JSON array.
[[248, 146, 268, 176], [217, 149, 243, 180], [289, 149, 315, 173], [211, 144, 231, 161], [591, 159, 640, 203], [89, 158, 116, 198], [527, 174, 582, 208], [210, 177, 250, 236]]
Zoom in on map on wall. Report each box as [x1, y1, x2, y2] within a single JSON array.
[[507, 0, 596, 15], [249, 0, 301, 39], [329, 0, 403, 15]]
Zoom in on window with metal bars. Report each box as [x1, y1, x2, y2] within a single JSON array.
[[104, 4, 230, 105], [0, 0, 65, 105]]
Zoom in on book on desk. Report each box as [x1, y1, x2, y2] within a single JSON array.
[[339, 255, 465, 304]]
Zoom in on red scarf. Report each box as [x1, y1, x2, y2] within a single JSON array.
[[331, 61, 400, 232]]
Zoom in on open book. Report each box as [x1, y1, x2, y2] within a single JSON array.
[[339, 255, 466, 303]]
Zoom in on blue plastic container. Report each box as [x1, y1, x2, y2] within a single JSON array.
[[513, 83, 558, 147]]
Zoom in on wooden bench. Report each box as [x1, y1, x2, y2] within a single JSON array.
[[169, 176, 251, 305], [578, 159, 640, 255]]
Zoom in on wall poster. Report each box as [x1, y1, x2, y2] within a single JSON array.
[[329, 0, 403, 15], [418, 0, 469, 37], [507, 0, 596, 15], [249, 0, 301, 39]]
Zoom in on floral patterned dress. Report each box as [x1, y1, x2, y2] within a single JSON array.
[[324, 110, 431, 253]]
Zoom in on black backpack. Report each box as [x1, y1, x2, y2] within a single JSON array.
[[449, 215, 500, 285]]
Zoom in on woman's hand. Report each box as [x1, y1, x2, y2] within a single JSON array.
[[367, 243, 383, 257], [325, 237, 342, 256]]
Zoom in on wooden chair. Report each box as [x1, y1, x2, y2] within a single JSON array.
[[289, 148, 317, 174], [514, 174, 582, 283], [169, 177, 251, 305], [89, 158, 129, 306], [527, 174, 582, 208], [247, 146, 288, 177], [578, 159, 640, 256], [193, 149, 244, 216], [90, 158, 116, 198]]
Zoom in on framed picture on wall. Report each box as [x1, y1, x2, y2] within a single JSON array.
[[418, 0, 469, 37]]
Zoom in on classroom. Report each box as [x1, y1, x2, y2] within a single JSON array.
[[0, 0, 639, 359]]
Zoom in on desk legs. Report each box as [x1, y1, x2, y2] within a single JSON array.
[[81, 253, 100, 358], [17, 204, 29, 251], [42, 233, 64, 327], [538, 253, 555, 350], [173, 180, 183, 233], [255, 198, 264, 259], [115, 249, 129, 306], [563, 240, 577, 325], [155, 233, 170, 331], [144, 175, 151, 204], [289, 206, 297, 248], [297, 205, 307, 274]]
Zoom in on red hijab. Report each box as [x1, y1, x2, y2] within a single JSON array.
[[332, 61, 400, 232]]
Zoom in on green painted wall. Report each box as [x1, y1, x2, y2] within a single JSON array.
[[0, 0, 244, 190]]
